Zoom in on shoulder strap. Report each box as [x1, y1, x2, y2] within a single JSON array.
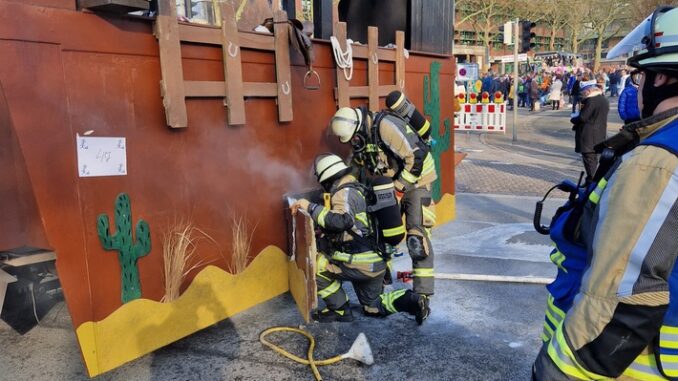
[[639, 118, 678, 156]]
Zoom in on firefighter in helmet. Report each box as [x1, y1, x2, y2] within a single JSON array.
[[533, 6, 678, 380], [290, 153, 428, 324], [329, 105, 437, 321]]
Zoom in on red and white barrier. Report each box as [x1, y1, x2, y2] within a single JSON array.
[[453, 103, 507, 133]]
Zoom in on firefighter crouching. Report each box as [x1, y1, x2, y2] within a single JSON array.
[[290, 153, 428, 324], [329, 101, 436, 319]]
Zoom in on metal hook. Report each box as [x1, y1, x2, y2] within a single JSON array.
[[282, 81, 290, 95], [228, 42, 239, 58], [399, 79, 405, 89], [372, 53, 378, 64]]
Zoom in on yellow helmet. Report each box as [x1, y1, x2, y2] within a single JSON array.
[[330, 107, 362, 143], [314, 153, 349, 183]]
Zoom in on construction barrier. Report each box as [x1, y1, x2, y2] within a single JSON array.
[[453, 102, 507, 132]]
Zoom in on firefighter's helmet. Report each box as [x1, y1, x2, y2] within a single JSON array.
[[314, 153, 349, 184], [330, 107, 362, 143], [607, 6, 678, 71]]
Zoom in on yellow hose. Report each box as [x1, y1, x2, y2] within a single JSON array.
[[259, 327, 344, 381]]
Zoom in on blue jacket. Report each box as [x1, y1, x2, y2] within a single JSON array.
[[618, 85, 640, 123]]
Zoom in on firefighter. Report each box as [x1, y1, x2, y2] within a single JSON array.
[[290, 153, 428, 324], [329, 104, 436, 321], [533, 6, 678, 380]]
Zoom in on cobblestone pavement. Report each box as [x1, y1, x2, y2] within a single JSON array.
[[454, 100, 623, 197]]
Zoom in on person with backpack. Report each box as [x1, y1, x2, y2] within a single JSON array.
[[290, 153, 428, 324], [533, 6, 678, 380], [328, 101, 437, 322]]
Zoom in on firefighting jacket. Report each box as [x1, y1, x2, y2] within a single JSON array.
[[535, 109, 678, 380], [308, 174, 383, 268], [373, 113, 437, 192]]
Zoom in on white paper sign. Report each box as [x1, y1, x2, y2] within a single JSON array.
[[76, 135, 127, 177], [467, 113, 482, 128]]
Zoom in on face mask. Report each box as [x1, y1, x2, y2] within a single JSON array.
[[641, 71, 678, 118]]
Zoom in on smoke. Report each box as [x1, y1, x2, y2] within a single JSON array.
[[224, 129, 314, 195], [242, 146, 309, 192]]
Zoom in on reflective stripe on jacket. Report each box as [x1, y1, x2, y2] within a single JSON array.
[[376, 114, 437, 190], [536, 111, 678, 380]]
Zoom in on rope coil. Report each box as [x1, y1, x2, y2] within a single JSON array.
[[330, 36, 354, 81]]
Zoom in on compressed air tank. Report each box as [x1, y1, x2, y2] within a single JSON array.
[[385, 90, 431, 141], [368, 176, 405, 246]]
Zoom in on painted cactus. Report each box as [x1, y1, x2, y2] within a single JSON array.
[[97, 193, 151, 303], [424, 61, 452, 202]]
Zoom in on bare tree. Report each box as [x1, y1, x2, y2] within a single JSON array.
[[587, 0, 631, 70], [456, 0, 512, 69], [539, 2, 570, 51], [629, 0, 672, 25]]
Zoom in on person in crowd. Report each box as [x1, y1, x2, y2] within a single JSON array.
[[570, 78, 609, 184], [549, 75, 563, 110], [530, 75, 540, 112]]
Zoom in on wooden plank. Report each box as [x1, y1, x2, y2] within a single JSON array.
[[334, 22, 349, 108], [348, 85, 398, 98], [178, 24, 276, 51], [367, 26, 379, 112], [155, 0, 188, 128], [184, 81, 224, 97], [396, 30, 405, 91], [0, 251, 56, 267], [183, 81, 278, 98], [239, 31, 276, 51], [243, 82, 278, 97], [221, 0, 246, 125], [351, 45, 396, 62], [0, 268, 17, 283], [273, 9, 293, 122]]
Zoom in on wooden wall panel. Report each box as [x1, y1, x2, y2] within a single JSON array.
[[0, 0, 456, 329]]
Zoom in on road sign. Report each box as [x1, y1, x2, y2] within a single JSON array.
[[457, 63, 479, 81]]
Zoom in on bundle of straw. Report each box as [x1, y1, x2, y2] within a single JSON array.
[[161, 220, 212, 303], [230, 215, 257, 274]]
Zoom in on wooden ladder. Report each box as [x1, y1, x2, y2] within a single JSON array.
[[154, 0, 293, 128], [333, 22, 406, 112]]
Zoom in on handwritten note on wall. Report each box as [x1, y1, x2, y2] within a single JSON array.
[[76, 135, 127, 177]]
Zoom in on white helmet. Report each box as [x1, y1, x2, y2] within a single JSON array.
[[314, 153, 349, 183], [330, 107, 362, 143], [607, 6, 678, 71]]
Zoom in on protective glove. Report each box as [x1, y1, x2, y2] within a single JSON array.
[[290, 198, 310, 215]]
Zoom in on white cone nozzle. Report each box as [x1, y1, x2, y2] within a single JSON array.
[[343, 332, 374, 365]]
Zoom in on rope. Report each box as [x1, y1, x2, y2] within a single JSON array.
[[259, 327, 344, 381], [330, 36, 354, 81]]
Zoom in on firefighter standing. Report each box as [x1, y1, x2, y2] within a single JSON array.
[[290, 153, 428, 324], [533, 6, 678, 380], [329, 104, 437, 321]]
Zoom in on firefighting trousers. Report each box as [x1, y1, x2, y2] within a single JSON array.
[[400, 186, 435, 296], [316, 254, 420, 316]]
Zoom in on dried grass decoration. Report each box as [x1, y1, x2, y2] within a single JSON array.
[[230, 215, 258, 275], [161, 221, 215, 303]]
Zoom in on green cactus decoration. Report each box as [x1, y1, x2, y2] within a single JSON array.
[[97, 193, 151, 304], [424, 61, 452, 202]]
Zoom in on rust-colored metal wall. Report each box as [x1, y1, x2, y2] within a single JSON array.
[[0, 1, 455, 327]]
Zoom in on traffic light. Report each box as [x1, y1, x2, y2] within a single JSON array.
[[498, 21, 513, 45], [520, 20, 536, 53]]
